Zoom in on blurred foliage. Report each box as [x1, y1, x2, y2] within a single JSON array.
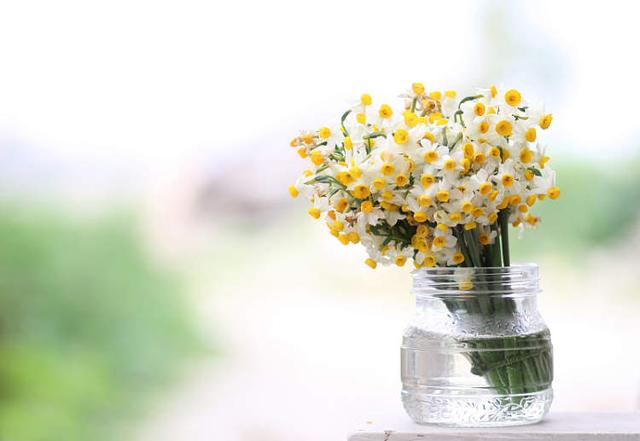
[[512, 157, 640, 259], [0, 208, 203, 441]]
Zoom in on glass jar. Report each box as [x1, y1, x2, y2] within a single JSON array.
[[401, 264, 553, 427]]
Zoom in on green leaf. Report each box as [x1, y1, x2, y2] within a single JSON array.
[[457, 94, 484, 109], [340, 109, 352, 136], [527, 167, 542, 177]]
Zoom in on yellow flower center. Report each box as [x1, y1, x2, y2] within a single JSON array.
[[501, 173, 514, 187], [463, 143, 474, 159], [311, 150, 324, 166], [394, 128, 409, 145], [418, 194, 432, 207], [433, 236, 446, 248], [423, 131, 435, 143], [413, 212, 428, 223], [525, 127, 537, 142], [412, 82, 425, 95], [540, 113, 553, 129], [473, 152, 487, 165], [479, 182, 492, 195], [436, 189, 450, 203], [547, 186, 561, 199], [335, 197, 349, 212], [360, 94, 372, 106], [395, 174, 408, 187], [352, 184, 370, 199], [429, 91, 442, 101], [474, 102, 486, 116], [380, 162, 395, 176], [420, 173, 435, 188], [344, 136, 353, 150], [443, 159, 456, 171], [495, 120, 513, 137], [379, 104, 393, 119], [424, 150, 439, 163], [423, 255, 437, 267], [372, 178, 385, 191], [449, 212, 462, 222], [504, 89, 522, 107]]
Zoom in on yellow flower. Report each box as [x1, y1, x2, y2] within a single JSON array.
[[423, 131, 435, 143], [379, 104, 393, 119], [525, 127, 537, 142], [436, 190, 450, 203], [310, 150, 324, 166], [288, 185, 299, 198], [335, 197, 349, 212], [520, 148, 533, 164], [452, 252, 465, 265], [495, 120, 513, 137], [474, 102, 486, 116], [361, 94, 372, 106], [429, 91, 442, 101], [395, 255, 407, 266], [414, 212, 428, 223], [504, 89, 522, 107], [423, 255, 437, 267], [361, 201, 373, 213], [420, 173, 435, 188], [380, 162, 395, 176], [412, 82, 425, 95], [308, 208, 321, 219], [501, 173, 514, 187], [352, 185, 371, 199], [540, 113, 553, 129], [423, 150, 439, 163], [344, 136, 353, 150], [395, 174, 409, 186], [365, 258, 377, 269], [394, 128, 409, 145], [319, 127, 331, 139], [548, 186, 561, 199], [443, 159, 456, 171], [418, 194, 432, 207], [479, 182, 492, 195]]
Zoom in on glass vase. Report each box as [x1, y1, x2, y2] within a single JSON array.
[[401, 264, 553, 427]]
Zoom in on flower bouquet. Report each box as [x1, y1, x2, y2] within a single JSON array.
[[289, 84, 558, 426]]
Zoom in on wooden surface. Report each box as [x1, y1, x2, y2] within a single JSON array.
[[348, 412, 640, 440]]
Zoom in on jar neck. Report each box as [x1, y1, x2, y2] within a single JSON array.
[[412, 264, 540, 301]]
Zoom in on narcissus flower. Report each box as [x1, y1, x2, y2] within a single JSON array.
[[289, 84, 558, 268]]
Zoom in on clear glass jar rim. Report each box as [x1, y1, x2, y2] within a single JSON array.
[[412, 263, 540, 297]]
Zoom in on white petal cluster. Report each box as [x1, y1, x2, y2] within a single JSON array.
[[288, 84, 560, 269]]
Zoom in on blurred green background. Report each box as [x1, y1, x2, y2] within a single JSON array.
[[0, 208, 203, 440], [0, 1, 639, 440]]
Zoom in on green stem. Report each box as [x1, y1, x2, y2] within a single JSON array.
[[499, 209, 511, 267]]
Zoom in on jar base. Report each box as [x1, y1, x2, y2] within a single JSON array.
[[401, 388, 553, 427]]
